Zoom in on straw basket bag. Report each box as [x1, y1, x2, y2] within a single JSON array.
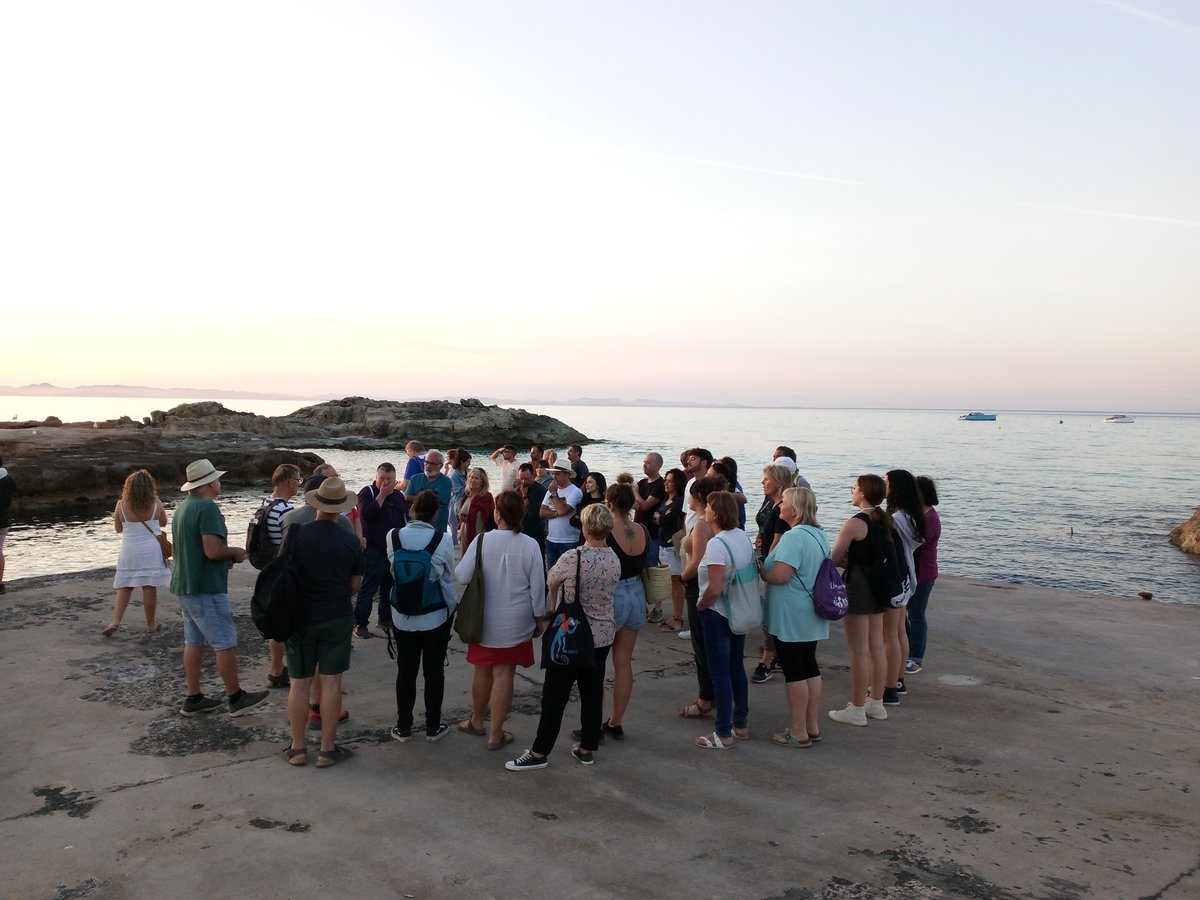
[[641, 564, 672, 607]]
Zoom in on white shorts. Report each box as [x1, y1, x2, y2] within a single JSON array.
[[659, 545, 682, 577]]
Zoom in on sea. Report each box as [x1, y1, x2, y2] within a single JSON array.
[[3, 396, 1199, 606]]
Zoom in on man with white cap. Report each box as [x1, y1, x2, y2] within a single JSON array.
[[281, 477, 363, 768], [171, 459, 269, 718], [539, 460, 583, 570]]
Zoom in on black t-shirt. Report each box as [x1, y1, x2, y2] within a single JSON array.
[[0, 472, 14, 529], [520, 480, 547, 542], [757, 501, 791, 562], [291, 520, 365, 624], [658, 496, 684, 546], [570, 458, 589, 489], [635, 477, 666, 532]]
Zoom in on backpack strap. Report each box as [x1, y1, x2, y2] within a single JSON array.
[[423, 530, 442, 555], [389, 527, 401, 555]]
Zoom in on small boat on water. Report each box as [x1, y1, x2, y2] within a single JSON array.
[[959, 412, 998, 421], [1104, 414, 1135, 424]]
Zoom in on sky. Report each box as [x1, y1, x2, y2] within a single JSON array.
[[1, 1, 1197, 412]]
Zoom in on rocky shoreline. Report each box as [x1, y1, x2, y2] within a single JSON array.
[[1170, 506, 1200, 555], [0, 396, 587, 511]]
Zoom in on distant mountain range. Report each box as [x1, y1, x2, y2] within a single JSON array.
[[0, 384, 743, 409]]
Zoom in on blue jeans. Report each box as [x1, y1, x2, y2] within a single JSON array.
[[355, 548, 393, 628], [906, 580, 935, 662], [545, 540, 577, 572], [698, 608, 748, 738]]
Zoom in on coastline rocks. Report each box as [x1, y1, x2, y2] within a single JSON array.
[[154, 397, 588, 449], [1168, 508, 1200, 556], [0, 397, 586, 510], [0, 426, 321, 512]]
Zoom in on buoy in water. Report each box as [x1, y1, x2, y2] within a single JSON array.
[[1138, 591, 1153, 601]]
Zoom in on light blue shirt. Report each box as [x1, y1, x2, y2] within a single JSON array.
[[387, 521, 458, 631], [763, 525, 832, 643]]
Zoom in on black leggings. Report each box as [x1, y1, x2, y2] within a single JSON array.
[[684, 577, 713, 703], [772, 637, 820, 682], [533, 645, 611, 756], [394, 620, 452, 733]]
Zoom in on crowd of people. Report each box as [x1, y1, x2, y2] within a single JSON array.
[[97, 442, 941, 770]]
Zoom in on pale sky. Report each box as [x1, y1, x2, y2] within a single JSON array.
[[2, 1, 1197, 411]]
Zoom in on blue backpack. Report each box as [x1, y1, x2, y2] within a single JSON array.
[[388, 529, 446, 616]]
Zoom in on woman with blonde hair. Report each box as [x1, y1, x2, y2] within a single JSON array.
[[103, 469, 170, 636], [750, 462, 797, 683], [761, 487, 831, 747], [458, 467, 494, 554]]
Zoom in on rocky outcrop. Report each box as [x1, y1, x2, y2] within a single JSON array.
[[0, 426, 322, 511], [1169, 508, 1200, 555], [154, 397, 588, 449], [0, 397, 586, 510]]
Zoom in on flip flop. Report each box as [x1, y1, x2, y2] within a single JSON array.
[[487, 731, 514, 751], [101, 623, 119, 637], [145, 622, 161, 634], [678, 701, 713, 719], [660, 617, 683, 632], [694, 731, 732, 750], [771, 729, 813, 749], [458, 719, 487, 736]]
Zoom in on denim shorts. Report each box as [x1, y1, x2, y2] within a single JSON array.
[[177, 593, 238, 650], [612, 577, 647, 631], [659, 545, 682, 577]]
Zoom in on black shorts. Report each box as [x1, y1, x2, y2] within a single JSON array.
[[773, 638, 820, 682]]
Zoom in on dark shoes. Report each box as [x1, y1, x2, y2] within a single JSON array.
[[602, 719, 624, 740], [268, 667, 290, 689], [882, 687, 901, 706], [180, 694, 222, 717]]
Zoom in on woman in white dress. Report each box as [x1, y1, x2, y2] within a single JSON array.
[[103, 469, 171, 636]]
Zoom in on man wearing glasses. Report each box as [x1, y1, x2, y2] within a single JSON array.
[[264, 463, 303, 688], [403, 449, 452, 536]]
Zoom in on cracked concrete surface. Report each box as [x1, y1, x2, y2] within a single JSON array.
[[0, 568, 1196, 899]]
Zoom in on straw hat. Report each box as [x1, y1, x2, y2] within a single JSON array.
[[304, 476, 357, 513], [180, 458, 225, 491]]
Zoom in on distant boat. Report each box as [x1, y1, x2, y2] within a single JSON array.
[[959, 412, 998, 421], [1104, 414, 1135, 424]]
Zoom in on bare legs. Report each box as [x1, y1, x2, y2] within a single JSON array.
[[268, 639, 286, 678], [317, 673, 344, 752], [843, 613, 886, 706], [470, 663, 516, 743], [184, 644, 243, 696], [783, 675, 823, 741], [606, 627, 638, 727], [107, 586, 158, 631], [287, 676, 311, 751]]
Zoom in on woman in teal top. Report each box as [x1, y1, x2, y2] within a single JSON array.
[[761, 487, 830, 749]]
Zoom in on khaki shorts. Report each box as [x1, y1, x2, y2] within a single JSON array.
[[286, 615, 353, 678]]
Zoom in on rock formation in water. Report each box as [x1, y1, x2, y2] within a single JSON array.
[[1169, 508, 1200, 555], [0, 397, 587, 510]]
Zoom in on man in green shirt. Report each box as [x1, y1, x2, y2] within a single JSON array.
[[171, 459, 268, 718]]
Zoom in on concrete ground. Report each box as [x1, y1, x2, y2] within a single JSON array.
[[0, 568, 1197, 900]]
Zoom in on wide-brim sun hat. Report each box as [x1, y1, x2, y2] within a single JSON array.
[[180, 458, 225, 491], [551, 461, 573, 474], [304, 476, 357, 513]]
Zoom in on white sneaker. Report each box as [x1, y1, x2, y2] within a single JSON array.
[[678, 630, 691, 640], [828, 703, 867, 726], [865, 698, 888, 720]]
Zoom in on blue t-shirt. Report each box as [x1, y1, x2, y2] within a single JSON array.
[[763, 525, 832, 643], [404, 472, 453, 535]]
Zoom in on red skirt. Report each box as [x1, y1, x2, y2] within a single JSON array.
[[467, 640, 535, 668]]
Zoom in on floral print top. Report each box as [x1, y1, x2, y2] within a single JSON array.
[[547, 545, 619, 648]]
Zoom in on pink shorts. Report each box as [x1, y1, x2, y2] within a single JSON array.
[[466, 640, 534, 668]]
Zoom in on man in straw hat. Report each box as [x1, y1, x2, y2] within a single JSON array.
[[281, 477, 363, 767], [171, 459, 269, 718]]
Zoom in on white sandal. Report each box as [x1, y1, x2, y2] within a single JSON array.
[[694, 731, 732, 750]]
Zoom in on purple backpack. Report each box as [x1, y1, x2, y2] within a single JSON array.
[[797, 530, 848, 621]]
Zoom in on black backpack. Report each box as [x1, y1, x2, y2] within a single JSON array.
[[246, 498, 288, 570], [388, 528, 447, 617], [251, 527, 306, 641], [860, 518, 913, 609]]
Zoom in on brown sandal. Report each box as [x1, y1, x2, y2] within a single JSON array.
[[660, 617, 683, 632], [678, 700, 713, 719], [283, 745, 308, 766]]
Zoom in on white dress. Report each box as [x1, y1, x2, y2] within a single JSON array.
[[112, 501, 172, 589]]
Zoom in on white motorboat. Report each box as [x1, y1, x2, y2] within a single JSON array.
[[1104, 414, 1135, 424]]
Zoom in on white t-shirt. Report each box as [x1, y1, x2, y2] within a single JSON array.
[[496, 457, 518, 493], [699, 528, 755, 618], [543, 482, 583, 544]]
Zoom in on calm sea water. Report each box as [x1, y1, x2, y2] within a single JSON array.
[[4, 397, 1199, 605]]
